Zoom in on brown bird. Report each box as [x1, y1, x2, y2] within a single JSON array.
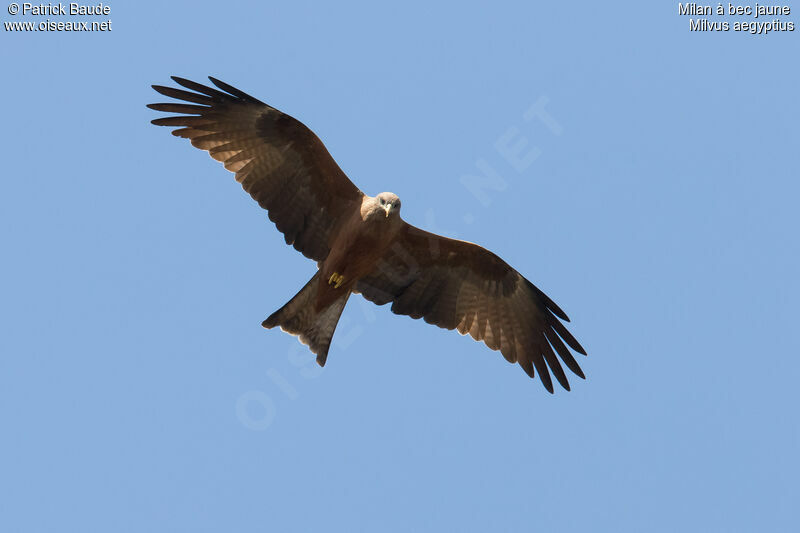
[[148, 76, 587, 393]]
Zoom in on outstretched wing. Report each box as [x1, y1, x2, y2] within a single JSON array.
[[355, 224, 587, 393], [148, 76, 363, 262]]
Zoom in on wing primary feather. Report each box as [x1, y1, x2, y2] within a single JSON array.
[[530, 344, 554, 393], [170, 76, 230, 100], [146, 103, 210, 114], [544, 329, 585, 379], [541, 333, 570, 391], [171, 127, 196, 138], [526, 279, 570, 322], [151, 85, 213, 105], [547, 313, 587, 355], [519, 354, 535, 378], [151, 116, 213, 127], [208, 77, 266, 104]]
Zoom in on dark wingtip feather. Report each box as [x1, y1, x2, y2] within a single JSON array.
[[151, 117, 181, 126], [530, 360, 554, 393], [519, 358, 535, 379], [151, 84, 214, 105], [531, 356, 554, 393], [147, 103, 209, 114], [150, 116, 202, 127], [569, 359, 586, 379], [572, 340, 588, 356], [208, 76, 265, 104], [170, 76, 229, 99], [524, 279, 571, 322], [544, 329, 586, 379], [547, 313, 588, 356], [542, 338, 571, 391], [151, 84, 170, 95]]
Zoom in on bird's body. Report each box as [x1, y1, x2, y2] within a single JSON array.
[[149, 77, 587, 393], [319, 193, 404, 306]]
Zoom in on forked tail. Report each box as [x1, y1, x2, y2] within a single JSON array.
[[262, 272, 349, 366]]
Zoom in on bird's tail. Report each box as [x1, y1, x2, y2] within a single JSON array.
[[261, 271, 349, 366]]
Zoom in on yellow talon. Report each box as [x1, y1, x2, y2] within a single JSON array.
[[328, 272, 345, 288]]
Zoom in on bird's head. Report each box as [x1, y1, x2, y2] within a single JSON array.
[[374, 192, 402, 218]]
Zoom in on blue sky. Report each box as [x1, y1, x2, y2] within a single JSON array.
[[2, 1, 798, 531]]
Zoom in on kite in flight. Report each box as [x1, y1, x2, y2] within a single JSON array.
[[149, 76, 587, 392]]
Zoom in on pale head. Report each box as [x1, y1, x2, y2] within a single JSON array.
[[362, 191, 402, 220], [376, 192, 401, 216]]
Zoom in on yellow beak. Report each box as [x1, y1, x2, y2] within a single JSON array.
[[384, 205, 391, 217]]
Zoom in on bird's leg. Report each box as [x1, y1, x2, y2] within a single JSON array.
[[328, 272, 345, 289]]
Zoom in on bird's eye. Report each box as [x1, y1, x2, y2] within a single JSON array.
[[380, 198, 385, 205]]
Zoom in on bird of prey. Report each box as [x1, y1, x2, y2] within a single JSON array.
[[148, 76, 587, 393]]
